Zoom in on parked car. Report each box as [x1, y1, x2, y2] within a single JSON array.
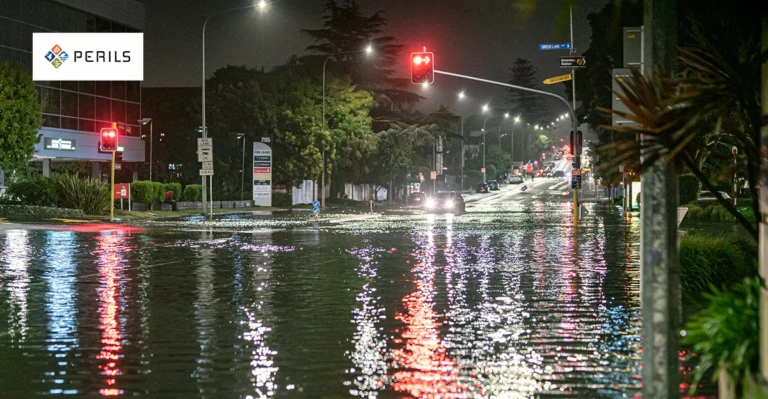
[[424, 191, 466, 213], [408, 191, 426, 204], [476, 183, 490, 193], [697, 190, 731, 203], [545, 172, 554, 178], [553, 170, 565, 178], [509, 175, 524, 184], [488, 180, 500, 190]]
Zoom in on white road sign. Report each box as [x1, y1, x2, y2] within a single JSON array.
[[198, 145, 212, 162], [200, 169, 214, 176], [202, 161, 213, 170], [197, 138, 212, 146]]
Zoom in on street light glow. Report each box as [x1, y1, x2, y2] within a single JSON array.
[[258, 0, 267, 9], [365, 44, 373, 54], [482, 104, 489, 113], [422, 81, 429, 89], [458, 91, 465, 99], [504, 112, 509, 118], [514, 116, 520, 123]]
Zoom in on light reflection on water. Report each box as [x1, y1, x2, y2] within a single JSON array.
[[0, 204, 649, 397]]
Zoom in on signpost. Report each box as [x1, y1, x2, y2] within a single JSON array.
[[114, 183, 131, 212], [313, 200, 320, 216], [572, 168, 582, 189], [560, 56, 587, 68], [539, 43, 571, 50], [253, 139, 272, 207], [197, 138, 214, 216], [543, 74, 572, 85], [430, 171, 437, 180]]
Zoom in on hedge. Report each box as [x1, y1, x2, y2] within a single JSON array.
[[7, 174, 57, 206], [131, 181, 155, 203], [679, 234, 757, 297], [679, 174, 701, 205], [183, 184, 203, 201], [272, 191, 291, 207], [164, 182, 182, 201]]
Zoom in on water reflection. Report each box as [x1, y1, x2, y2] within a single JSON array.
[[1, 229, 31, 341], [192, 230, 217, 391], [43, 231, 79, 395], [93, 232, 132, 396]]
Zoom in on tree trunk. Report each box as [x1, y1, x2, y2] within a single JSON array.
[[389, 178, 393, 205]]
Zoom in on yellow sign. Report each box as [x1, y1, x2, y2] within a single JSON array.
[[543, 74, 572, 85]]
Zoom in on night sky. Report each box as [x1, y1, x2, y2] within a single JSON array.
[[144, 0, 608, 121]]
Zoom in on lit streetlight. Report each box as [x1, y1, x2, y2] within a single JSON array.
[[458, 91, 465, 100], [138, 118, 152, 181]]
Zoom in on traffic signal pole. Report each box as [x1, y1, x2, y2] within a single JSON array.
[[433, 69, 579, 223], [110, 150, 115, 221]]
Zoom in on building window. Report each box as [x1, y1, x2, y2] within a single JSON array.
[[127, 81, 140, 102], [0, 19, 20, 49], [112, 81, 126, 100], [41, 87, 60, 115], [111, 100, 126, 124], [95, 96, 110, 121], [78, 94, 94, 119], [43, 114, 60, 128], [61, 117, 78, 131], [95, 81, 110, 97], [127, 103, 140, 126], [79, 81, 94, 94], [20, 0, 40, 26], [0, 0, 21, 20], [41, 0, 60, 31]]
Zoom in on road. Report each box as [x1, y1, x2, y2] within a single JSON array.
[[0, 189, 651, 398]]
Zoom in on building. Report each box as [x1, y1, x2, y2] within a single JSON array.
[[0, 0, 146, 185]]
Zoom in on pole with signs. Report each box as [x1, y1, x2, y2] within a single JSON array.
[[253, 138, 272, 206], [198, 138, 214, 216], [110, 151, 115, 221]]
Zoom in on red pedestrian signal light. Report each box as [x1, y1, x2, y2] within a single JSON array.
[[411, 52, 434, 85], [100, 128, 119, 152]]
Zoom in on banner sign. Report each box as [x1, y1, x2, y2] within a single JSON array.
[[33, 33, 144, 81], [253, 141, 272, 206]]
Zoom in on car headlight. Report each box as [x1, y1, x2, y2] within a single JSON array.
[[445, 200, 453, 207], [425, 199, 435, 208]]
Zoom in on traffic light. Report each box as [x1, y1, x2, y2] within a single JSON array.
[[410, 52, 434, 84], [100, 127, 119, 152]]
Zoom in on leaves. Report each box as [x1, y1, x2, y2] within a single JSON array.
[[0, 61, 41, 172]]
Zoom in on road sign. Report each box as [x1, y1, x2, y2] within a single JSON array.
[[198, 145, 213, 162], [200, 169, 214, 176], [313, 200, 320, 215], [572, 168, 582, 176], [253, 167, 271, 174], [560, 56, 587, 68], [571, 174, 582, 189], [253, 142, 272, 207], [114, 163, 122, 170], [481, 167, 486, 173], [202, 161, 213, 170], [114, 183, 130, 199], [539, 43, 571, 50], [197, 138, 212, 146], [430, 171, 437, 180], [543, 74, 572, 85]]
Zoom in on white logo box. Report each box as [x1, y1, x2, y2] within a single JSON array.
[[33, 33, 144, 81]]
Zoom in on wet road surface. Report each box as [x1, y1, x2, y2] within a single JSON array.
[[0, 187, 644, 398]]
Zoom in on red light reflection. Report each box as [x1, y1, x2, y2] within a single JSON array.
[[95, 234, 127, 396], [59, 224, 144, 234]]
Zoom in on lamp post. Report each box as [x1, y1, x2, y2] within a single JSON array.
[[457, 91, 465, 191], [321, 44, 373, 208], [202, 0, 268, 214], [498, 113, 509, 148], [138, 118, 152, 181], [482, 105, 491, 184], [237, 133, 246, 201], [511, 116, 520, 164]]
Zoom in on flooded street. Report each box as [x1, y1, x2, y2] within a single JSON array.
[[0, 196, 643, 397]]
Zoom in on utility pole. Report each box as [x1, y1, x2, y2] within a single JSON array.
[[570, 1, 580, 223], [640, 1, 681, 398]]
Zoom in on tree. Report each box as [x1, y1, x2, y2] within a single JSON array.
[[506, 58, 546, 123], [528, 134, 551, 162], [303, 0, 420, 114], [0, 61, 41, 172]]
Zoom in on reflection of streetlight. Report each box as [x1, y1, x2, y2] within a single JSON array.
[[236, 133, 246, 201]]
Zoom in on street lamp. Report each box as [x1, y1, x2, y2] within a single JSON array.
[[498, 113, 509, 147], [138, 118, 153, 181], [458, 91, 465, 100], [321, 45, 374, 208], [482, 107, 492, 184], [202, 2, 269, 214], [237, 133, 246, 201]]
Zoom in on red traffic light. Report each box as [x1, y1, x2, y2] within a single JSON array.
[[100, 127, 119, 152], [410, 52, 434, 85], [569, 130, 583, 156]]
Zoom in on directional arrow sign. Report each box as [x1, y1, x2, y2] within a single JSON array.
[[560, 56, 587, 68], [543, 74, 572, 85]]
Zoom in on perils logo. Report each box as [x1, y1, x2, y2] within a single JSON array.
[[44, 44, 69, 69]]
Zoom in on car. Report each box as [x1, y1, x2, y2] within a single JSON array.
[[408, 191, 426, 204], [553, 170, 565, 178], [698, 190, 731, 203], [546, 172, 554, 178], [509, 175, 524, 184], [476, 183, 490, 193], [488, 180, 500, 190], [424, 191, 466, 213]]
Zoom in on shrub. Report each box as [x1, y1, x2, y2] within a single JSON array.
[[7, 174, 57, 206], [679, 234, 757, 296], [683, 276, 763, 397], [678, 174, 701, 205], [164, 182, 182, 201], [131, 180, 155, 203], [685, 204, 703, 220], [150, 182, 165, 202], [271, 191, 291, 207], [53, 174, 110, 215], [183, 184, 202, 201]]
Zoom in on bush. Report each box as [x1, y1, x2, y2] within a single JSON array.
[[150, 182, 165, 202], [679, 234, 757, 296], [53, 174, 110, 215], [7, 174, 57, 206], [272, 191, 290, 207], [164, 182, 182, 201], [678, 174, 701, 205], [685, 204, 703, 220], [131, 181, 155, 203], [183, 184, 202, 201]]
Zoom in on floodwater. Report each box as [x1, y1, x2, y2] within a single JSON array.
[[0, 203, 646, 398]]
